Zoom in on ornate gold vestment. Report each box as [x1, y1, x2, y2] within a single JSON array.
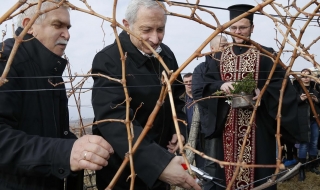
[[220, 46, 260, 189]]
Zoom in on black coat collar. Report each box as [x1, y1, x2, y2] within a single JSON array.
[[119, 30, 173, 68], [16, 27, 68, 76]]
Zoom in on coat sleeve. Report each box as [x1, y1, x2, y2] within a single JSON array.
[[292, 80, 305, 105], [257, 50, 302, 142], [203, 56, 225, 97], [192, 62, 207, 108], [201, 55, 229, 138], [91, 51, 174, 188], [0, 62, 75, 179]]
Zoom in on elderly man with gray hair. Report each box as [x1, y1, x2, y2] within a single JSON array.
[[91, 0, 201, 190], [0, 1, 113, 189]]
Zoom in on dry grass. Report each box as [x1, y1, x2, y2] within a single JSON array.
[[278, 170, 320, 190]]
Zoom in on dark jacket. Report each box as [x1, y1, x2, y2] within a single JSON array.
[[0, 28, 80, 190], [192, 61, 209, 135], [293, 80, 320, 142], [91, 30, 186, 190], [178, 92, 192, 137]]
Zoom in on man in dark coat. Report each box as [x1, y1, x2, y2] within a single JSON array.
[[192, 35, 227, 190], [179, 73, 205, 169], [0, 1, 113, 189], [197, 4, 304, 190], [91, 0, 201, 190]]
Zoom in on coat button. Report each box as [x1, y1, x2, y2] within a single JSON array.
[[64, 131, 68, 135], [58, 168, 65, 174]]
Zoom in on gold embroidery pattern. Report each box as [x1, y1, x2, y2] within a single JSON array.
[[235, 109, 255, 189], [220, 47, 237, 81], [221, 46, 259, 189]]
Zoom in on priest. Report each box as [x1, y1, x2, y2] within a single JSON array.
[[199, 4, 304, 190]]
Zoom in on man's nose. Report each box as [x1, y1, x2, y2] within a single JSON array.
[[149, 31, 160, 45], [61, 29, 70, 41]]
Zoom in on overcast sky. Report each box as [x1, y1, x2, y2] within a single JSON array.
[[1, 0, 319, 120]]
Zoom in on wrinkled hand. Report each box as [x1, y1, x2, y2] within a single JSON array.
[[220, 82, 234, 94], [167, 134, 185, 154], [70, 135, 114, 171], [159, 156, 201, 190], [253, 88, 261, 101]]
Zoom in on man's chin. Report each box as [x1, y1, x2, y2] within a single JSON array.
[[234, 38, 244, 44], [54, 51, 65, 57]]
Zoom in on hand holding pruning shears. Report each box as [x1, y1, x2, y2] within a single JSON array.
[[159, 156, 201, 190], [181, 163, 225, 188]]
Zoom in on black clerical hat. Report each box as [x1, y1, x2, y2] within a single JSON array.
[[228, 4, 255, 21]]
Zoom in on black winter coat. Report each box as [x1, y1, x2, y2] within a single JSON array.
[[293, 80, 320, 142], [201, 44, 304, 189], [192, 61, 209, 136], [91, 30, 186, 190], [0, 28, 81, 190]]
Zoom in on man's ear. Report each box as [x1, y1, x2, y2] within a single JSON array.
[[22, 18, 34, 34], [251, 24, 254, 33], [122, 19, 130, 30]]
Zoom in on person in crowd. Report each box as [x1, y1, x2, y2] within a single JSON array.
[[293, 68, 320, 181], [91, 0, 201, 189], [181, 73, 194, 133], [192, 35, 228, 190], [180, 73, 205, 169], [195, 4, 304, 190], [0, 1, 113, 189]]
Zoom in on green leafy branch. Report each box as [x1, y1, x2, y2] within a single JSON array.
[[231, 73, 256, 94]]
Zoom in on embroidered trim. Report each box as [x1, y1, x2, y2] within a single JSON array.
[[221, 46, 260, 189]]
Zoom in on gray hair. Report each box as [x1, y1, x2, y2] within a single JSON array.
[[125, 0, 167, 26], [17, 0, 68, 28], [210, 35, 227, 49]]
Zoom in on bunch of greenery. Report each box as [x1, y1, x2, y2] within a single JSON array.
[[231, 72, 256, 94]]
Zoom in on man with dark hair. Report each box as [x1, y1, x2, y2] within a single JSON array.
[[180, 73, 205, 170], [91, 0, 201, 189], [0, 1, 113, 189], [182, 73, 193, 132], [196, 4, 304, 190]]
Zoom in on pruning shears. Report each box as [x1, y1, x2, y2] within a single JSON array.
[[181, 164, 224, 187]]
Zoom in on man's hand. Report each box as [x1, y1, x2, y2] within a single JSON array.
[[220, 82, 234, 94], [70, 135, 114, 171], [167, 134, 185, 153], [253, 88, 261, 100], [159, 156, 201, 190]]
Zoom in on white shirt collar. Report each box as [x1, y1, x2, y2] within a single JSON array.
[[138, 46, 162, 58]]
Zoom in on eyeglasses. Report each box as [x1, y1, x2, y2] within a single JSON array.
[[229, 25, 251, 31], [301, 76, 310, 78]]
